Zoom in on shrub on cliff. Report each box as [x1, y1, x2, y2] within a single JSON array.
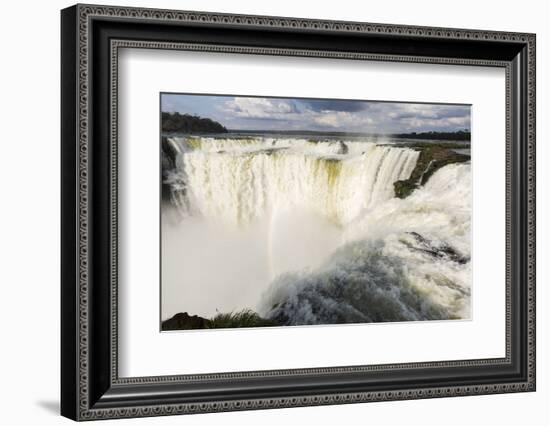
[[209, 310, 279, 328]]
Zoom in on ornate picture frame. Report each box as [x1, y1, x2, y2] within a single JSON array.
[[61, 4, 535, 421]]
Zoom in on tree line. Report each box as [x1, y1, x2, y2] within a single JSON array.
[[161, 112, 227, 134], [392, 130, 470, 141]]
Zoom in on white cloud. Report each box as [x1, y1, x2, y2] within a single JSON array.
[[210, 95, 470, 132], [313, 111, 352, 127], [312, 111, 374, 129], [402, 115, 470, 130], [224, 98, 296, 119]]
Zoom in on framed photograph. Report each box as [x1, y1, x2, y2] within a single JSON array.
[[61, 4, 536, 421]]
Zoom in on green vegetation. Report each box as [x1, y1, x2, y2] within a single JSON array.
[[161, 309, 279, 331], [394, 144, 470, 199], [392, 130, 470, 141], [388, 141, 469, 150], [230, 129, 470, 140], [161, 112, 227, 134], [209, 310, 279, 328]]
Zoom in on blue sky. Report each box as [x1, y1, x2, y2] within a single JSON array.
[[161, 93, 470, 133]]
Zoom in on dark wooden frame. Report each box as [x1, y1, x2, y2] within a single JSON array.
[[61, 3, 536, 421]]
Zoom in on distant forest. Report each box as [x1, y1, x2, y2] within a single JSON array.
[[161, 112, 227, 134], [392, 130, 470, 141], [160, 113, 470, 141]]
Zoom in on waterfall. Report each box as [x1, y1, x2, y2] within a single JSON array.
[[161, 135, 470, 324], [260, 163, 472, 325], [165, 136, 419, 227]]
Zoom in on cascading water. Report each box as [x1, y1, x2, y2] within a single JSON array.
[[161, 135, 471, 324], [260, 163, 472, 324], [165, 136, 419, 226]]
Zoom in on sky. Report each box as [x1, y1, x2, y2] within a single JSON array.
[[161, 93, 470, 134]]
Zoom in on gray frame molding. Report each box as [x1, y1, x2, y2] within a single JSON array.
[[61, 3, 536, 421]]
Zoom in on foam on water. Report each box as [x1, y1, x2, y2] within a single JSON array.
[[259, 163, 471, 324]]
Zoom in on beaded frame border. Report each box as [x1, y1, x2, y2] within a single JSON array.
[[71, 4, 535, 420]]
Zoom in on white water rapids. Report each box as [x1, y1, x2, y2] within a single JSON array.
[[161, 136, 471, 324]]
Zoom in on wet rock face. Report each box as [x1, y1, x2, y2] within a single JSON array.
[[393, 144, 470, 199], [161, 312, 211, 331], [161, 310, 280, 330], [404, 232, 470, 265], [338, 141, 349, 155]]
